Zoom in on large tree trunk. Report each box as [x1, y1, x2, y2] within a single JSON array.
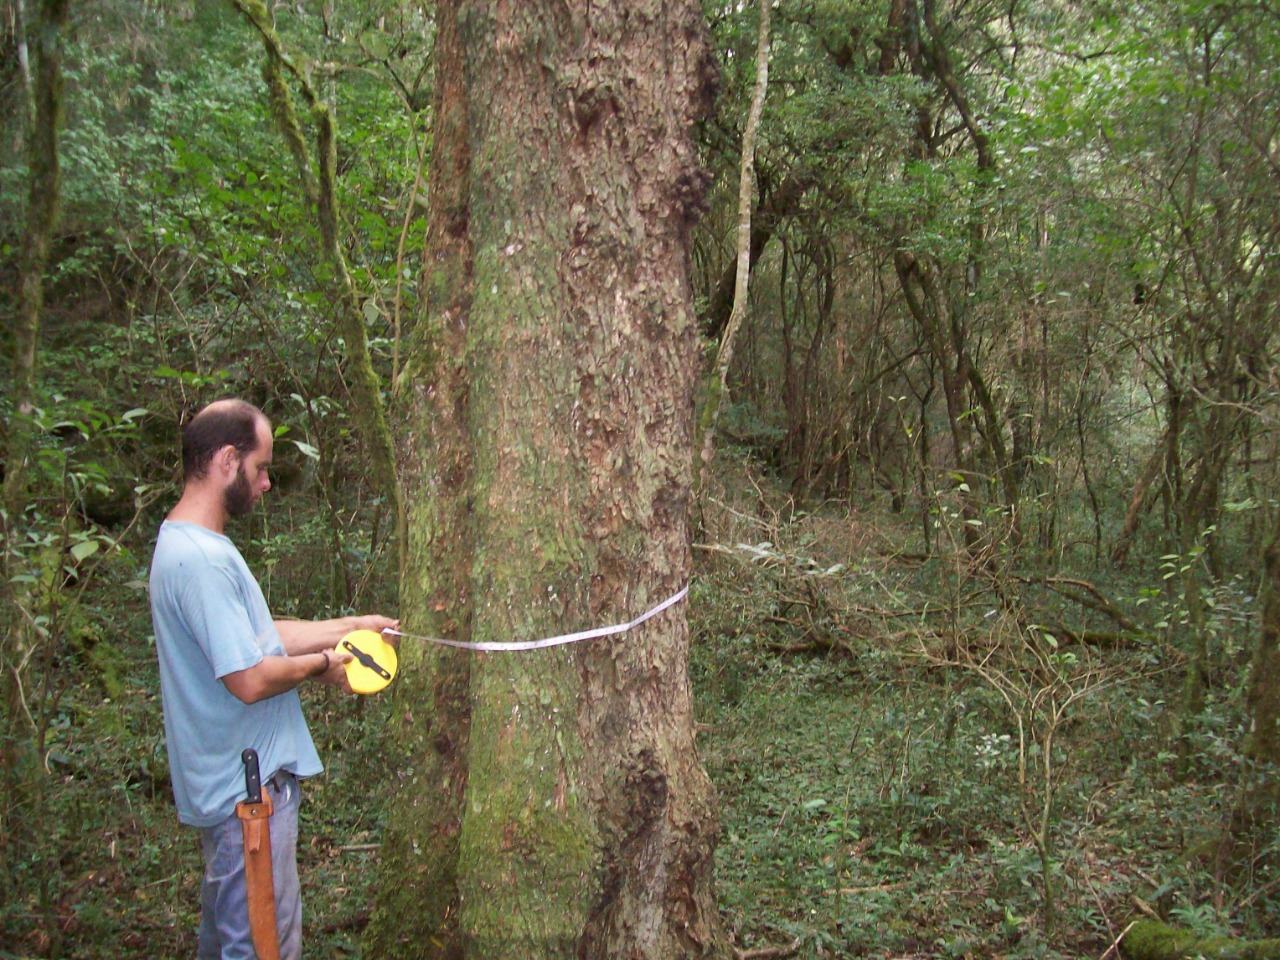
[[367, 0, 475, 953], [369, 3, 726, 958]]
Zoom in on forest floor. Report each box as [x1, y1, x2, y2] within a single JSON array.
[[2, 464, 1274, 959], [694, 469, 1274, 959]]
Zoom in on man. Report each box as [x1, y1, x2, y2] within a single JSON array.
[[149, 398, 397, 959]]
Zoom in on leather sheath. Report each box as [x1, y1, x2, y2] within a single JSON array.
[[235, 791, 279, 960]]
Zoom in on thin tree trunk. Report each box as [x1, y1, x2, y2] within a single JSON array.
[[894, 251, 983, 553], [1174, 404, 1242, 778], [1, 0, 70, 919], [697, 0, 771, 496], [1233, 450, 1280, 840], [700, 168, 808, 341], [3, 0, 68, 519], [230, 0, 404, 558], [1111, 424, 1178, 565]]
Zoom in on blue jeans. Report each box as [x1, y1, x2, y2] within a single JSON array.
[[197, 771, 303, 960]]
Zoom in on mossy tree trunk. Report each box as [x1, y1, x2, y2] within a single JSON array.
[[230, 0, 404, 555], [1235, 502, 1280, 835], [1, 0, 69, 920], [3, 0, 68, 518], [369, 0, 475, 952], [368, 2, 726, 958]]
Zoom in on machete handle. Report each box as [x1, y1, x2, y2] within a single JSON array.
[[242, 748, 263, 805]]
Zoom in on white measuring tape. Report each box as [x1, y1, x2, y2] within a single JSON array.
[[381, 585, 688, 652]]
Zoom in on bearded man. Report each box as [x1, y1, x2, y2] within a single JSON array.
[[149, 398, 397, 959]]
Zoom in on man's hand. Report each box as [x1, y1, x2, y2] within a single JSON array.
[[351, 614, 399, 634], [314, 648, 355, 694], [351, 614, 400, 646]]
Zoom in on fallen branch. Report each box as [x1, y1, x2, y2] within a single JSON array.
[[762, 637, 854, 656], [1040, 624, 1152, 648], [824, 882, 906, 894], [734, 936, 803, 960], [1100, 921, 1139, 960], [1017, 575, 1141, 633]]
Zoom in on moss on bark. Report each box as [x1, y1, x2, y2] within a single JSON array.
[[364, 4, 475, 955], [2, 0, 70, 916], [1122, 920, 1280, 960]]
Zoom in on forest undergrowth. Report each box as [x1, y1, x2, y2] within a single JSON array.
[[1, 456, 1275, 960], [694, 463, 1277, 960]]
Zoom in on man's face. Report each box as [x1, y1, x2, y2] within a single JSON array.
[[223, 463, 256, 517], [223, 421, 273, 517]]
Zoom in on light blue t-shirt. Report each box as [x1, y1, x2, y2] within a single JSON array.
[[149, 520, 322, 827]]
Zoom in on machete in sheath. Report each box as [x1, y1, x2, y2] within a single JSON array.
[[236, 748, 280, 960]]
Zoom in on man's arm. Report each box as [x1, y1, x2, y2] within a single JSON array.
[[274, 614, 399, 656], [224, 613, 398, 703], [222, 650, 350, 704]]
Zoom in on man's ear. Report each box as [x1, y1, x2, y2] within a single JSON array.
[[214, 444, 240, 479]]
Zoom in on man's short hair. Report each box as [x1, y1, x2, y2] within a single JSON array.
[[182, 399, 266, 480]]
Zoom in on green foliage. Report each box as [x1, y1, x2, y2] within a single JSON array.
[[1, 3, 414, 952]]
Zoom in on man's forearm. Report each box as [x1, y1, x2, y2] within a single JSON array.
[[275, 614, 399, 656], [275, 617, 358, 656], [223, 652, 330, 704]]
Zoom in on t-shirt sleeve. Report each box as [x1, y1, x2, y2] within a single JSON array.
[[175, 557, 265, 678]]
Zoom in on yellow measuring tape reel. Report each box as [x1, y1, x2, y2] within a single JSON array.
[[338, 630, 398, 695]]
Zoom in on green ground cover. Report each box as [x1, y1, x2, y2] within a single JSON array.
[[2, 489, 1274, 959]]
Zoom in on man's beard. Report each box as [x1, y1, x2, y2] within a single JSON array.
[[224, 466, 256, 517]]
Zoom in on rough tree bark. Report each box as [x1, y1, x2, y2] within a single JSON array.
[[367, 0, 475, 951], [368, 3, 726, 958]]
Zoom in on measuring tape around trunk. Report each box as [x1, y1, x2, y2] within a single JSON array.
[[379, 585, 689, 653]]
